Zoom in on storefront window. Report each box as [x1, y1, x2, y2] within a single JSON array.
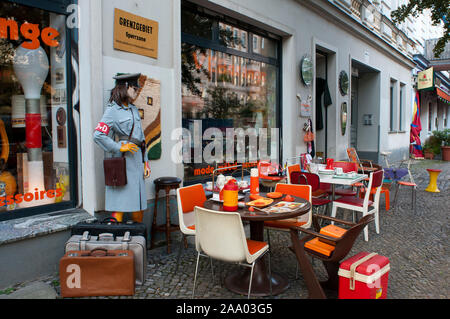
[[0, 1, 75, 219], [181, 3, 280, 184]]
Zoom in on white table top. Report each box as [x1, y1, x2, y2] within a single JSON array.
[[317, 173, 366, 186]]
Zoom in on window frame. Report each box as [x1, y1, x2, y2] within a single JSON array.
[[0, 0, 78, 221], [181, 1, 282, 186]]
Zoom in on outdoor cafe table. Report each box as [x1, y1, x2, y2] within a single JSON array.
[[317, 173, 367, 200], [203, 192, 311, 297]]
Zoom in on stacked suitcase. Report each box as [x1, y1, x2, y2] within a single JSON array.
[[59, 217, 147, 298]]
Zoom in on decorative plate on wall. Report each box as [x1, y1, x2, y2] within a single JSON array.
[[300, 56, 313, 86], [339, 70, 349, 96]]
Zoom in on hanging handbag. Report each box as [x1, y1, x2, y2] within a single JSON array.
[[103, 109, 135, 186]]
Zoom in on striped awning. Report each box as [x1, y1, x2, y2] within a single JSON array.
[[436, 87, 450, 104]]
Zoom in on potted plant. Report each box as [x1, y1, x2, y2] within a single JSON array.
[[423, 135, 441, 160], [432, 129, 450, 161], [422, 143, 434, 159]]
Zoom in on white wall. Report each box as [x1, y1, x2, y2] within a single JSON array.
[[80, 0, 182, 214]]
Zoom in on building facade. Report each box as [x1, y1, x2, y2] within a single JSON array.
[[0, 0, 424, 287]]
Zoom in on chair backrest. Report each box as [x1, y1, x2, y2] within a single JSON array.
[[346, 147, 359, 164], [332, 161, 358, 173], [194, 206, 250, 263], [346, 147, 365, 171], [274, 183, 312, 228], [400, 158, 415, 184], [362, 170, 384, 208], [176, 184, 207, 233], [330, 214, 375, 261], [287, 164, 301, 183], [290, 171, 321, 192]]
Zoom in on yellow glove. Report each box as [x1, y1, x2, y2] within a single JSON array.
[[120, 143, 139, 154]]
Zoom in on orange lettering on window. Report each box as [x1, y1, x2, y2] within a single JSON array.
[[0, 18, 59, 49]]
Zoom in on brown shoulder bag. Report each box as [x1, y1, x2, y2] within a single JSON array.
[[103, 109, 135, 186]]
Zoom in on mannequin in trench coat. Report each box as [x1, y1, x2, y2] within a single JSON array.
[[94, 73, 150, 222]]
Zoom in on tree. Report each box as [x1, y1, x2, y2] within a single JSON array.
[[391, 0, 449, 58]]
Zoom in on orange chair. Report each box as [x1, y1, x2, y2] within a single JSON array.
[[264, 183, 312, 231], [264, 183, 312, 278], [359, 185, 390, 211], [176, 184, 207, 271], [287, 163, 301, 184], [347, 147, 379, 174], [392, 159, 417, 213]]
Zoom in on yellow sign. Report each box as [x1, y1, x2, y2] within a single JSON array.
[[113, 8, 158, 59], [417, 67, 434, 91]]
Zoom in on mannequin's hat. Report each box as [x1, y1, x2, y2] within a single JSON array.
[[113, 73, 141, 88]]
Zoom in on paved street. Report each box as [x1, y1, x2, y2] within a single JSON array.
[[2, 160, 448, 299]]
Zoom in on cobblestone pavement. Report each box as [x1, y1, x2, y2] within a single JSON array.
[[3, 160, 449, 299]]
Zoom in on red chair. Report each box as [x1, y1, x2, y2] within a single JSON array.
[[291, 172, 331, 214]]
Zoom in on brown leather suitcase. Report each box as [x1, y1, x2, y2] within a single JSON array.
[[59, 248, 135, 297]]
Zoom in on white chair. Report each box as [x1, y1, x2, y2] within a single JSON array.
[[192, 206, 271, 299], [175, 184, 206, 272], [331, 170, 383, 241]]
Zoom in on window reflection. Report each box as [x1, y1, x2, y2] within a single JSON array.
[[181, 44, 278, 182]]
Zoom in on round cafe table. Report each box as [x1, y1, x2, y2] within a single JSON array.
[[203, 193, 311, 297]]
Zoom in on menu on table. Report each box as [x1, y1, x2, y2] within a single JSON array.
[[262, 201, 306, 213]]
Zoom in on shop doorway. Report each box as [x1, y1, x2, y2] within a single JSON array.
[[315, 49, 336, 160], [350, 60, 380, 162]]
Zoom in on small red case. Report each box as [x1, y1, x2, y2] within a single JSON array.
[[338, 252, 390, 299]]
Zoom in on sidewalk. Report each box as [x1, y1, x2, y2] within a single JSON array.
[[1, 160, 448, 299]]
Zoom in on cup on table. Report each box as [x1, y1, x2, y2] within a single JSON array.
[[326, 158, 334, 169], [334, 167, 343, 175], [239, 180, 248, 188]]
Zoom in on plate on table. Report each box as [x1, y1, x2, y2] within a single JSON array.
[[246, 198, 274, 207], [267, 192, 283, 199], [333, 173, 362, 179], [318, 169, 334, 175]]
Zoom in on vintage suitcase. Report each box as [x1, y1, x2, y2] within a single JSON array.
[[71, 217, 147, 242], [338, 252, 390, 299], [65, 231, 147, 285], [59, 248, 135, 298]]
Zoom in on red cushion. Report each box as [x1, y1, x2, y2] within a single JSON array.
[[312, 198, 331, 206], [334, 196, 373, 207], [334, 189, 357, 196]]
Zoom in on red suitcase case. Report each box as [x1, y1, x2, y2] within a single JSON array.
[[338, 252, 390, 299]]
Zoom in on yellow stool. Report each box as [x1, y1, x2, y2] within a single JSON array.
[[425, 169, 441, 193]]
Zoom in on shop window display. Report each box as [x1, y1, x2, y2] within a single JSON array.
[[0, 2, 73, 216], [181, 3, 280, 184]]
